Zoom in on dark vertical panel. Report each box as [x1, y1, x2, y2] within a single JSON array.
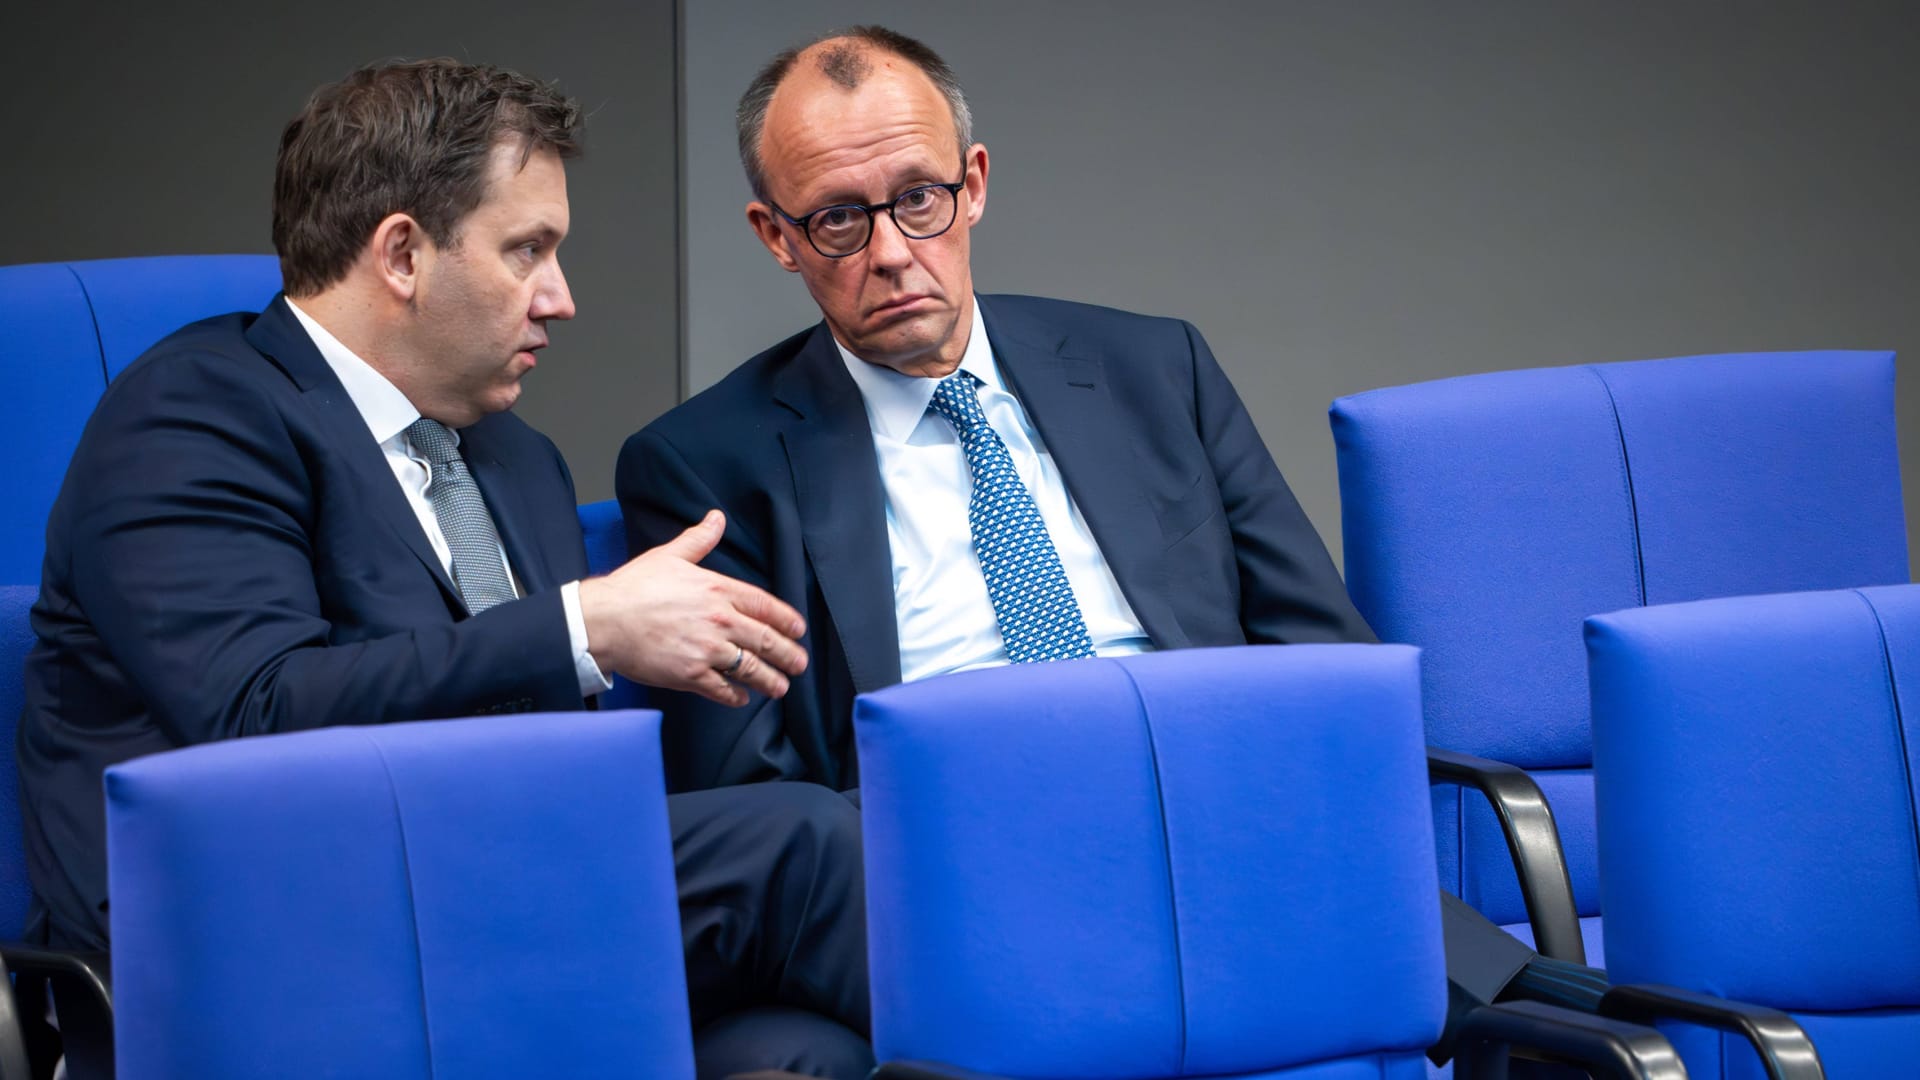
[[0, 0, 679, 501]]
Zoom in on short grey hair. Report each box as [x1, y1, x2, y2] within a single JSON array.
[[736, 25, 974, 203]]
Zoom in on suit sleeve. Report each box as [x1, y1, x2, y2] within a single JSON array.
[[63, 352, 580, 745], [616, 426, 811, 792], [1184, 322, 1379, 644]]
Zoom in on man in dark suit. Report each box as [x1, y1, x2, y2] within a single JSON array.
[[20, 58, 870, 1079], [620, 26, 1610, 1064]]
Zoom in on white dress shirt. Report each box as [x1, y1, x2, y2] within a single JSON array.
[[286, 300, 611, 697], [838, 299, 1152, 683]]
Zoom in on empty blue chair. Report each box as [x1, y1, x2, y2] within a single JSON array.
[[0, 255, 281, 580], [1587, 585, 1920, 1078], [856, 645, 1684, 1079], [1331, 350, 1908, 963], [106, 710, 693, 1079]]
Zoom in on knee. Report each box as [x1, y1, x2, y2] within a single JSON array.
[[693, 1005, 874, 1080], [756, 782, 862, 876]]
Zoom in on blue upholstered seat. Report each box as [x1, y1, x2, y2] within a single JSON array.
[[0, 255, 281, 581], [577, 497, 628, 578], [856, 645, 1449, 1079], [574, 497, 649, 710], [1330, 351, 1908, 961], [1587, 585, 1920, 1078], [106, 710, 693, 1079], [0, 587, 39, 937]]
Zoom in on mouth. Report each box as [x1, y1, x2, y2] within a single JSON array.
[[868, 294, 933, 320]]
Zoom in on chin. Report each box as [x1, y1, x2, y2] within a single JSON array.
[[863, 324, 943, 359], [478, 385, 523, 418]]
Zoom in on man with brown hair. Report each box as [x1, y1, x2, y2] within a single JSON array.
[[20, 58, 871, 1077]]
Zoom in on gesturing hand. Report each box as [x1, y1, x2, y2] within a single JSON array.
[[578, 510, 807, 706]]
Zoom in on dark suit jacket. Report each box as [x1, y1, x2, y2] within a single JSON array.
[[618, 294, 1374, 794], [19, 297, 588, 948]]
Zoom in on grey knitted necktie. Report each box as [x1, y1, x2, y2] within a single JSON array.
[[405, 418, 516, 614], [927, 372, 1095, 664]]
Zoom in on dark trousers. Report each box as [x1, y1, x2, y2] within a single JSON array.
[[669, 782, 874, 1080]]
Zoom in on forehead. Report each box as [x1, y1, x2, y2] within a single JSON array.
[[760, 52, 956, 204], [469, 141, 570, 226]]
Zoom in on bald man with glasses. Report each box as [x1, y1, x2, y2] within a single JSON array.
[[622, 22, 1371, 795], [620, 25, 1609, 1070]]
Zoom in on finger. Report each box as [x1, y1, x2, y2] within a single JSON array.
[[724, 647, 791, 701], [726, 614, 808, 678], [653, 509, 726, 564], [719, 577, 807, 640], [689, 668, 750, 708]]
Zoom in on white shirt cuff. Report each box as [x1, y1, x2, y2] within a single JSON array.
[[561, 580, 615, 697]]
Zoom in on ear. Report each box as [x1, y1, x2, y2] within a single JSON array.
[[961, 143, 990, 228], [745, 202, 803, 273], [369, 212, 429, 300]]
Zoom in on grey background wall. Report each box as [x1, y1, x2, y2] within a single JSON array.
[[0, 0, 680, 501], [685, 2, 1920, 571]]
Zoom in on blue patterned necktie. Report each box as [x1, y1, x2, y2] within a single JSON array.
[[405, 418, 517, 614], [928, 372, 1096, 663]]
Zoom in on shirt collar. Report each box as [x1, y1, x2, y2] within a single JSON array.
[[284, 298, 427, 447], [837, 298, 998, 442]]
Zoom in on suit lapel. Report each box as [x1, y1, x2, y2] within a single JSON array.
[[463, 427, 557, 595], [246, 297, 462, 609], [982, 299, 1192, 651], [775, 326, 902, 694]]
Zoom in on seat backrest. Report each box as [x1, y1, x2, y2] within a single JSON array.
[[74, 256, 284, 381], [106, 709, 692, 1079], [0, 255, 282, 582], [577, 498, 628, 578], [1587, 585, 1920, 1075], [855, 644, 1444, 1079], [575, 498, 649, 709], [0, 587, 37, 935], [1330, 351, 1908, 926]]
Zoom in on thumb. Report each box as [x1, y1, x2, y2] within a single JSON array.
[[657, 509, 725, 563]]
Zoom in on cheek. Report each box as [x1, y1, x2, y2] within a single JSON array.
[[802, 267, 861, 313], [922, 232, 969, 282]]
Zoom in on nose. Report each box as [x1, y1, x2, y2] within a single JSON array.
[[535, 261, 577, 322], [864, 209, 914, 272]]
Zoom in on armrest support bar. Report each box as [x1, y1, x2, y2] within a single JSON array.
[[1600, 983, 1825, 1080], [0, 952, 35, 1080], [1428, 747, 1585, 964], [1457, 1000, 1686, 1080], [3, 945, 112, 1080]]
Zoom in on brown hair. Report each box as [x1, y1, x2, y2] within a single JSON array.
[[272, 58, 582, 297]]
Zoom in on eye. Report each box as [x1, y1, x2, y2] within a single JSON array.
[[813, 206, 863, 235], [897, 187, 936, 211]]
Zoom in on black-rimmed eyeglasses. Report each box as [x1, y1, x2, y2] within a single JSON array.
[[768, 175, 967, 259]]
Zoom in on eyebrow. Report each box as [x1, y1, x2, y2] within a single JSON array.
[[508, 223, 566, 246], [802, 168, 952, 210]]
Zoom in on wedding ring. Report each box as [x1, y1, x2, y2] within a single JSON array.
[[722, 646, 745, 679]]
